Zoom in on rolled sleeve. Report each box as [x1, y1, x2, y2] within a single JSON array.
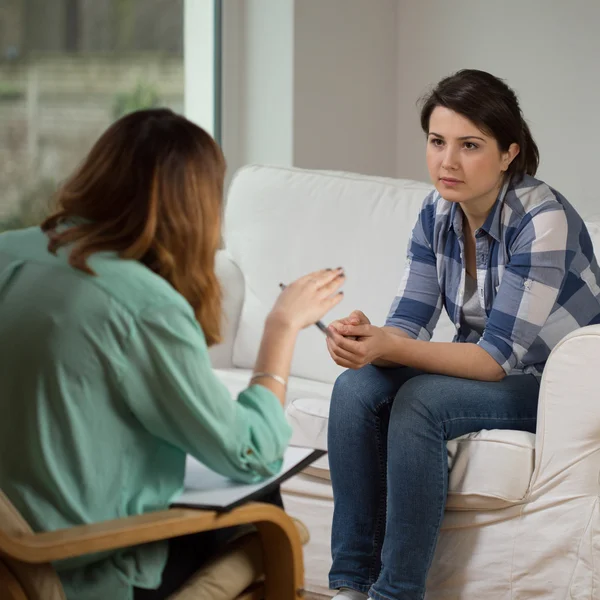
[[236, 384, 293, 478], [478, 203, 570, 374], [385, 196, 442, 341], [121, 305, 292, 484]]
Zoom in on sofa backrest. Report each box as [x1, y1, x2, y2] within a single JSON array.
[[225, 165, 443, 383], [224, 165, 600, 385]]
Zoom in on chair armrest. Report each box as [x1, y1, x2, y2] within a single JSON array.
[[530, 324, 600, 495], [209, 249, 245, 369], [0, 503, 297, 565]]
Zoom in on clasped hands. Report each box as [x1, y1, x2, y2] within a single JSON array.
[[326, 310, 392, 369]]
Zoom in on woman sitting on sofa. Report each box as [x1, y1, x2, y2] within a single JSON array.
[[0, 109, 345, 600], [325, 69, 600, 600]]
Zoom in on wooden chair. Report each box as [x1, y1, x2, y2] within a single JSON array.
[[0, 493, 305, 600]]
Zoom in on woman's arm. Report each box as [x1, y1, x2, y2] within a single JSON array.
[[370, 326, 411, 368], [251, 269, 345, 403], [121, 270, 344, 483], [121, 305, 294, 482], [249, 317, 299, 405], [327, 193, 444, 368], [329, 324, 505, 381], [385, 192, 444, 341]]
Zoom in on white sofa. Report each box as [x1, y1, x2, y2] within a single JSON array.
[[210, 165, 600, 599]]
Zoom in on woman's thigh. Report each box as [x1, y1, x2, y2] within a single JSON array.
[[329, 364, 425, 417], [391, 373, 541, 439]]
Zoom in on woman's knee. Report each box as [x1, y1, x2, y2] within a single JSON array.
[[330, 368, 369, 416], [330, 365, 401, 418], [392, 374, 448, 423]]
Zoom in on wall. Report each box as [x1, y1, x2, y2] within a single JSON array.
[[294, 0, 398, 177], [396, 0, 600, 218], [220, 0, 295, 189], [220, 0, 398, 184], [240, 0, 295, 167]]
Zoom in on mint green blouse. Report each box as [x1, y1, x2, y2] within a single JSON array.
[[0, 227, 292, 600]]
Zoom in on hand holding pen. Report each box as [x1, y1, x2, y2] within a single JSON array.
[[269, 268, 345, 336], [279, 283, 333, 337]]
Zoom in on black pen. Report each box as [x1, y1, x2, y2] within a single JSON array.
[[279, 283, 333, 338]]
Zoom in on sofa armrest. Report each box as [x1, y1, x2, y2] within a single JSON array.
[[209, 249, 245, 369], [530, 324, 600, 496]]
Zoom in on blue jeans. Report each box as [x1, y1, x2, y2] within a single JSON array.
[[328, 365, 540, 600]]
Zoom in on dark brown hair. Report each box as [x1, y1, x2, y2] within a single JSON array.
[[42, 108, 225, 346], [419, 69, 539, 180]]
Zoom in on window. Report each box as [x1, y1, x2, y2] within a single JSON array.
[[0, 0, 219, 233]]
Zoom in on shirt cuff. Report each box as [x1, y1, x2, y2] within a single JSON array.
[[477, 337, 515, 375], [236, 384, 293, 478], [384, 319, 429, 341]]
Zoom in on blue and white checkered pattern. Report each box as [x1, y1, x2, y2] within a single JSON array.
[[385, 175, 600, 375]]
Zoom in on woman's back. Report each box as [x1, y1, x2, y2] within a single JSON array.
[[0, 225, 196, 595], [0, 109, 345, 600]]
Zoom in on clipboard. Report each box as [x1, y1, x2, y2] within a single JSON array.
[[173, 446, 327, 512]]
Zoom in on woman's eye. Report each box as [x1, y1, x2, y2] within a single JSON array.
[[464, 142, 478, 150], [430, 138, 444, 147]]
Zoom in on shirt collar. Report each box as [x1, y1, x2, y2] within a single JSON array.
[[449, 178, 510, 242]]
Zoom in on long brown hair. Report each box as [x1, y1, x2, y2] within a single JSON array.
[[42, 108, 225, 346]]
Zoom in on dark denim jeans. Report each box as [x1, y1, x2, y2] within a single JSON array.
[[328, 365, 540, 600]]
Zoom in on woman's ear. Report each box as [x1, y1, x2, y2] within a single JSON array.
[[501, 143, 520, 172]]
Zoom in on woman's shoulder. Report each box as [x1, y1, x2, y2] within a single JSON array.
[[88, 254, 194, 320], [505, 175, 571, 218], [503, 176, 591, 251], [0, 225, 49, 257]]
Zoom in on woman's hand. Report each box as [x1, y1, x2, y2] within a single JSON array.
[[329, 309, 371, 337], [326, 320, 393, 369], [268, 268, 345, 332]]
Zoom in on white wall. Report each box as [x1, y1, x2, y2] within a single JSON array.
[[220, 0, 398, 184], [294, 0, 398, 177], [396, 0, 600, 218]]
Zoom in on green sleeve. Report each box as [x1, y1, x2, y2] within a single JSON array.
[[121, 304, 292, 483]]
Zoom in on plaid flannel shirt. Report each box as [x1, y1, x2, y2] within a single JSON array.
[[386, 175, 600, 376]]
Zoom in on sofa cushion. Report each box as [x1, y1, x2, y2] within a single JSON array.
[[213, 368, 333, 410], [224, 166, 441, 384], [445, 429, 535, 509], [284, 396, 536, 510]]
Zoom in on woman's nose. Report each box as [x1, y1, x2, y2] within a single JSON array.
[[441, 147, 459, 170]]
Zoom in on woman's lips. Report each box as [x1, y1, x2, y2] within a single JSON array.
[[440, 177, 463, 187]]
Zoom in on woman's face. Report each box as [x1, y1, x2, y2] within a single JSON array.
[[426, 106, 519, 210]]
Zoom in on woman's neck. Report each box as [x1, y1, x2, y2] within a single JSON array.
[[460, 179, 504, 233]]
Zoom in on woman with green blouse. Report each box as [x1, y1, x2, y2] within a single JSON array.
[[0, 108, 345, 600]]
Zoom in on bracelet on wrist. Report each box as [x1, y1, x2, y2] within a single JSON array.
[[250, 372, 287, 388]]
